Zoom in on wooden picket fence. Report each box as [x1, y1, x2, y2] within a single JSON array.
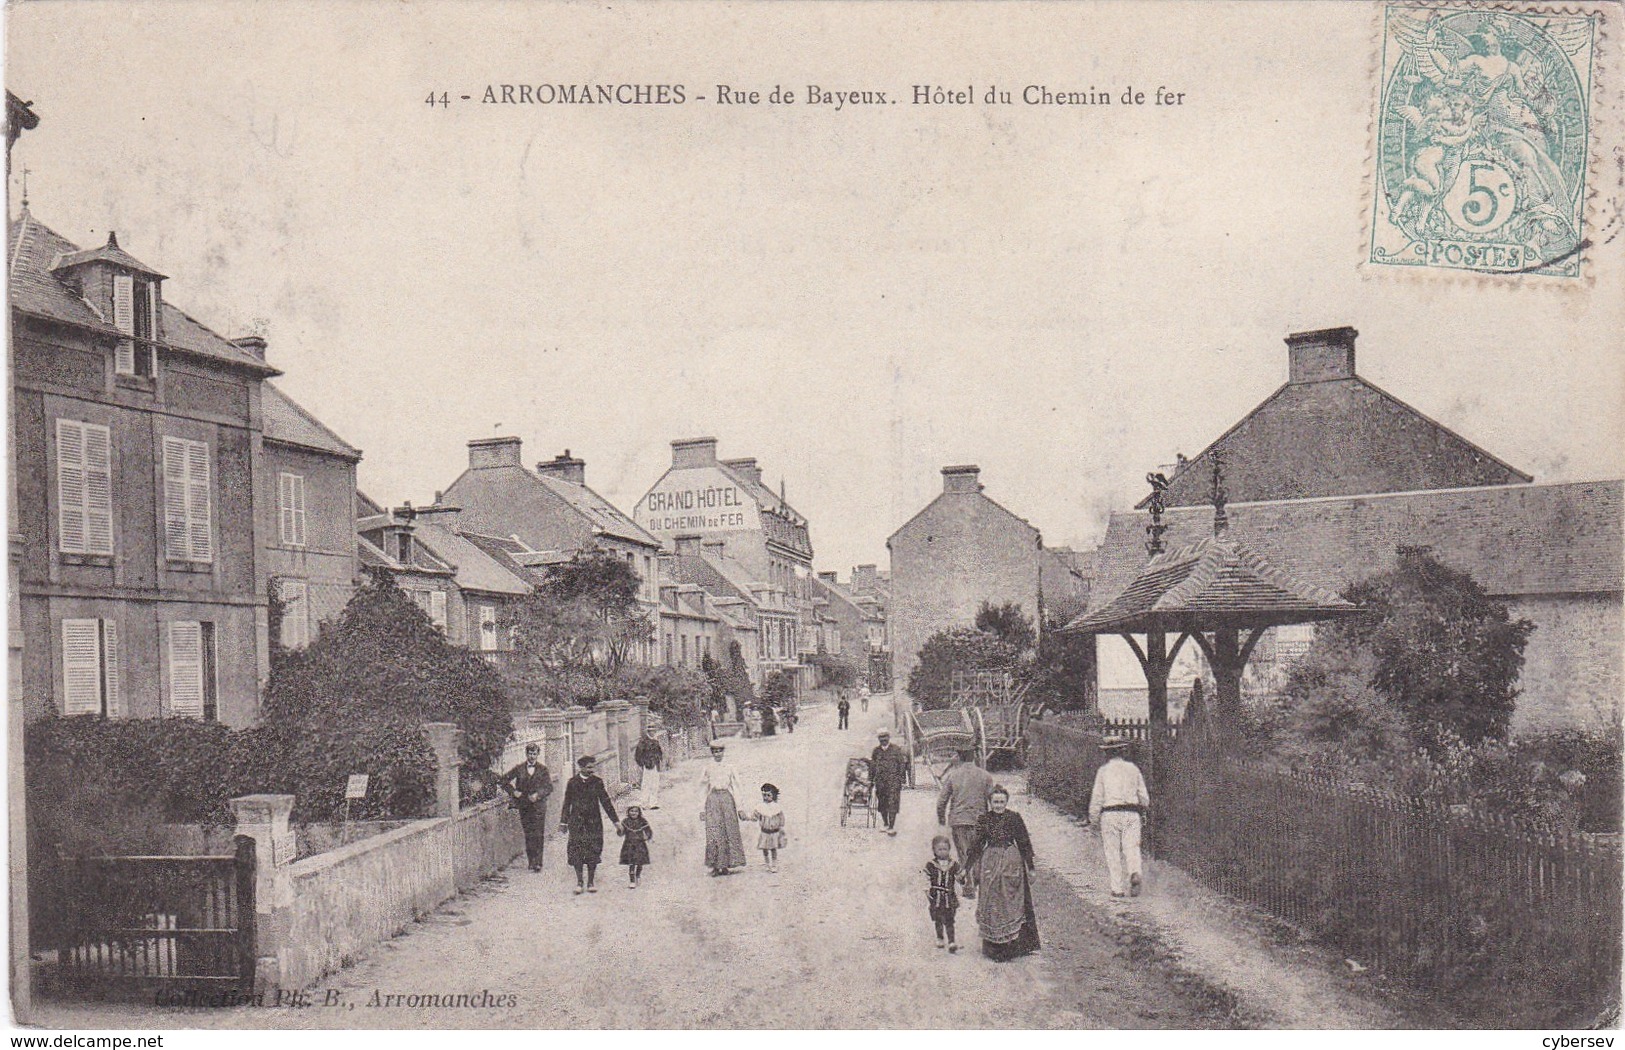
[[1025, 719, 1623, 1025]]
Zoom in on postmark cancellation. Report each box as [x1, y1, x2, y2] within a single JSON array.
[[1368, 4, 1602, 279]]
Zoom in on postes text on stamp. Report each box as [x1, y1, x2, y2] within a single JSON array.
[[1370, 5, 1598, 278]]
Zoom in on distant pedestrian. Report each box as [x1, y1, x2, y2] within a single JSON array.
[[936, 749, 995, 897], [964, 785, 1040, 960], [741, 782, 787, 872], [837, 695, 851, 730], [500, 743, 553, 872], [1088, 736, 1150, 898], [617, 804, 654, 888], [699, 741, 748, 876], [870, 729, 910, 835], [924, 833, 963, 952], [860, 685, 870, 713], [559, 755, 620, 894], [634, 727, 665, 810]]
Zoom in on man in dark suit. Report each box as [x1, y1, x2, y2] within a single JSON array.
[[500, 743, 553, 871], [870, 729, 911, 836], [559, 755, 620, 894]]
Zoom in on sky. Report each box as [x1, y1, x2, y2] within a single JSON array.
[[7, 0, 1623, 576]]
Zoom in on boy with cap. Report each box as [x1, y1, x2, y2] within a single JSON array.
[[1088, 736, 1150, 897]]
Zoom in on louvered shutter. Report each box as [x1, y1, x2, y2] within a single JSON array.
[[168, 621, 205, 718], [278, 474, 294, 544], [291, 476, 305, 546], [479, 604, 497, 650], [279, 473, 305, 547], [113, 275, 135, 373], [185, 441, 212, 562], [162, 437, 190, 559], [62, 619, 103, 715], [429, 590, 447, 631], [101, 620, 122, 718], [278, 578, 308, 649], [57, 420, 87, 554], [83, 424, 113, 555]]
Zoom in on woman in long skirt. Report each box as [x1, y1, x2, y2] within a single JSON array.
[[963, 785, 1040, 960], [698, 740, 747, 875]]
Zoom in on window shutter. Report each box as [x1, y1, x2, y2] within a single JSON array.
[[429, 590, 447, 631], [185, 441, 212, 563], [147, 281, 161, 342], [62, 619, 103, 715], [101, 620, 122, 718], [168, 621, 205, 718], [279, 473, 306, 547], [278, 578, 308, 649], [113, 275, 135, 373], [56, 420, 87, 554], [83, 424, 113, 555], [162, 437, 189, 559], [292, 476, 305, 546], [479, 604, 497, 650], [278, 474, 294, 544]]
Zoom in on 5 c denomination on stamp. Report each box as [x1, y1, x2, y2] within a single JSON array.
[[1369, 5, 1599, 279]]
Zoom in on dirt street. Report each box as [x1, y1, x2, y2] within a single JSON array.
[[30, 695, 1240, 1030]]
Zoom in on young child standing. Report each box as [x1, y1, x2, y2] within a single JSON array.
[[618, 804, 654, 888], [925, 833, 963, 952], [740, 783, 787, 872]]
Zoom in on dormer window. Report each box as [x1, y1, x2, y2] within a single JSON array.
[[113, 273, 158, 377]]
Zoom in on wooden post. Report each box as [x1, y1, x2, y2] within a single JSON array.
[[232, 835, 257, 993]]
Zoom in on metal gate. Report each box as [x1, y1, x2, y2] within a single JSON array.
[[55, 836, 256, 996]]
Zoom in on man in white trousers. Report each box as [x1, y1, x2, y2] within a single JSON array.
[[1088, 736, 1150, 897]]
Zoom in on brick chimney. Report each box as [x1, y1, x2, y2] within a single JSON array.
[[674, 534, 703, 555], [722, 457, 762, 485], [942, 464, 983, 494], [852, 564, 880, 593], [671, 437, 719, 469], [818, 571, 839, 584], [1286, 326, 1358, 384], [536, 449, 585, 485], [702, 539, 727, 559], [230, 335, 267, 361], [468, 435, 524, 469]]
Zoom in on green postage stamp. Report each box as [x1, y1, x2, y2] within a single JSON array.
[[1370, 5, 1600, 278]]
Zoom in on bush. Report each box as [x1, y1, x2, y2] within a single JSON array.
[[762, 670, 796, 709], [809, 652, 858, 690], [907, 627, 1023, 710], [265, 570, 514, 783], [614, 664, 711, 728]]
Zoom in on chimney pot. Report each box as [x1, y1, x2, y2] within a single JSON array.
[[1286, 326, 1358, 384], [535, 450, 586, 485], [230, 335, 268, 361], [942, 464, 983, 494]]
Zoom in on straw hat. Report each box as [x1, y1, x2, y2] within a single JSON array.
[[1100, 735, 1132, 751]]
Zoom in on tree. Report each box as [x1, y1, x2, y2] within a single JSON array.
[[539, 550, 654, 672], [1325, 547, 1534, 748], [615, 665, 711, 728], [809, 651, 859, 690], [908, 627, 1024, 710], [261, 569, 514, 806], [721, 640, 756, 714], [975, 601, 1035, 652]]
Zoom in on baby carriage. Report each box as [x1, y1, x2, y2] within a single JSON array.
[[840, 757, 876, 827]]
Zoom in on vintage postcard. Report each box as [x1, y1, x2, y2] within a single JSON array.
[[4, 0, 1622, 1037]]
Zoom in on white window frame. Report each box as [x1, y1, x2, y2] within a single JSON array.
[[162, 436, 213, 563], [62, 618, 121, 717], [278, 578, 310, 649], [278, 472, 307, 547], [429, 590, 447, 632], [56, 419, 114, 556]]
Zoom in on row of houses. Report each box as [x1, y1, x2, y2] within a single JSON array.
[[887, 326, 1622, 734], [6, 98, 889, 728]]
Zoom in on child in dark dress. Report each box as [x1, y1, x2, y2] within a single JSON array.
[[925, 833, 963, 952], [618, 804, 653, 888]]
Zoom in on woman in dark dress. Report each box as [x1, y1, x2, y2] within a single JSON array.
[[558, 755, 620, 894], [963, 785, 1040, 960]]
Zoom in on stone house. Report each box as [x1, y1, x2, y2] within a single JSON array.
[[10, 212, 281, 725]]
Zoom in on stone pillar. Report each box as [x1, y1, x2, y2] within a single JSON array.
[[604, 699, 632, 790], [230, 794, 295, 995], [421, 723, 464, 818], [536, 709, 569, 832], [566, 705, 592, 773]]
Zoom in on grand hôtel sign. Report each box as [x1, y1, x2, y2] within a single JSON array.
[[636, 467, 762, 533]]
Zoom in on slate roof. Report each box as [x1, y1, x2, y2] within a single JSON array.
[[1069, 535, 1356, 634], [52, 237, 166, 278], [262, 382, 361, 461], [411, 522, 532, 596], [9, 211, 277, 374], [1086, 481, 1624, 619], [667, 552, 757, 604], [459, 531, 545, 585]]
